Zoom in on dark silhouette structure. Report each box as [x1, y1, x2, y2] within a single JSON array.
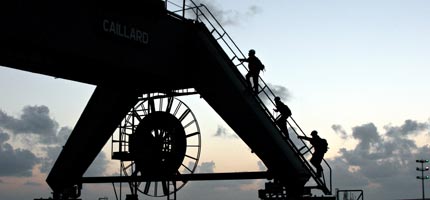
[[298, 130, 328, 177], [239, 49, 265, 93], [0, 1, 333, 199], [273, 97, 292, 138]]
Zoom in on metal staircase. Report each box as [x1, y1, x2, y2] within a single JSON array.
[[166, 0, 332, 197]]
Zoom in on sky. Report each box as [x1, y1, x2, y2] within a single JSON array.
[[0, 0, 430, 199]]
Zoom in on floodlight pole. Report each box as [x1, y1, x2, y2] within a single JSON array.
[[183, 0, 186, 17], [416, 159, 429, 200]]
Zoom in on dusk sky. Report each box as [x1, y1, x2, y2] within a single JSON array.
[[1, 0, 430, 199]]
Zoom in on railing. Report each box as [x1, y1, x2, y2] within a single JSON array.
[[165, 0, 332, 194], [336, 189, 364, 200]]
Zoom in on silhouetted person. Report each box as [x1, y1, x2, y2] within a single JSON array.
[[273, 96, 292, 137], [298, 130, 328, 177], [239, 49, 265, 93]]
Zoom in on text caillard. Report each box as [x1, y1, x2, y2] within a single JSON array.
[[103, 19, 149, 44]]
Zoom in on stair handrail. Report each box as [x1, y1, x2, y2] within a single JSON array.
[[183, 2, 280, 115], [166, 0, 332, 194], [288, 117, 333, 193]]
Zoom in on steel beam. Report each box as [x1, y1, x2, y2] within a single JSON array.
[[81, 171, 271, 183]]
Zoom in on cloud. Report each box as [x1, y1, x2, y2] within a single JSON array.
[[56, 127, 72, 145], [330, 119, 430, 199], [213, 125, 238, 139], [197, 161, 216, 173], [39, 146, 62, 174], [0, 130, 40, 177], [190, 0, 262, 27], [384, 119, 428, 138], [0, 105, 59, 144], [83, 151, 109, 177], [332, 124, 348, 139], [0, 131, 9, 143], [0, 105, 110, 179], [267, 83, 291, 101], [259, 83, 292, 106], [246, 5, 262, 17], [351, 123, 382, 156], [38, 125, 108, 177]]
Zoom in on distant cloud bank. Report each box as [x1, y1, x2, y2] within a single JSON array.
[[330, 119, 430, 199], [0, 105, 109, 178], [0, 105, 429, 200]]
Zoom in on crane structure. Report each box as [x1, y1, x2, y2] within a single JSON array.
[[0, 1, 333, 199]]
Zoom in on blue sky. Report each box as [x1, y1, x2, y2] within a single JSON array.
[[1, 0, 430, 199]]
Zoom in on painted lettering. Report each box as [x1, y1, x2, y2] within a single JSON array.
[[102, 19, 149, 45]]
